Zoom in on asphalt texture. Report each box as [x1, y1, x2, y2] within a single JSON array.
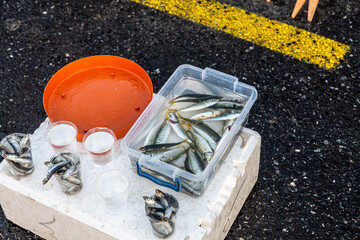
[[1, 0, 359, 239]]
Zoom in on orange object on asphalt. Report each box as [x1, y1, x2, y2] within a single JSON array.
[[291, 0, 319, 22], [43, 55, 153, 141]]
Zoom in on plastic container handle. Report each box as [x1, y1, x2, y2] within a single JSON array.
[[136, 161, 182, 192]]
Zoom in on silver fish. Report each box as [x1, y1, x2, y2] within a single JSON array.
[[19, 134, 30, 154], [188, 131, 213, 163], [215, 119, 237, 152], [154, 191, 178, 214], [211, 100, 244, 110], [222, 119, 236, 134], [63, 174, 82, 185], [155, 189, 170, 208], [182, 179, 205, 192], [164, 206, 176, 220], [152, 143, 190, 163], [64, 185, 82, 195], [144, 196, 165, 210], [168, 153, 186, 169], [189, 110, 224, 121], [56, 172, 81, 192], [203, 111, 241, 121], [144, 123, 162, 146], [141, 167, 201, 196], [0, 140, 16, 154], [178, 98, 219, 112], [185, 148, 205, 175], [140, 141, 185, 153], [189, 122, 219, 151], [61, 164, 76, 180], [7, 161, 33, 174], [187, 120, 220, 142], [7, 136, 21, 154], [148, 209, 165, 221], [181, 181, 201, 196], [62, 152, 80, 163], [43, 160, 71, 184], [221, 97, 247, 104], [154, 121, 171, 144], [52, 153, 68, 164], [2, 153, 33, 166], [167, 112, 193, 143], [20, 150, 32, 159], [19, 134, 30, 147], [150, 219, 174, 237], [170, 94, 221, 104], [10, 134, 21, 142]]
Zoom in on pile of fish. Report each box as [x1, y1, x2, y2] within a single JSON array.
[[144, 189, 179, 238], [139, 94, 246, 195], [0, 133, 34, 177], [43, 152, 82, 195]]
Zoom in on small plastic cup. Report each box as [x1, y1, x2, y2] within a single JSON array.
[[49, 152, 82, 195], [96, 170, 129, 214], [83, 127, 116, 166], [46, 121, 78, 153], [145, 190, 179, 238]]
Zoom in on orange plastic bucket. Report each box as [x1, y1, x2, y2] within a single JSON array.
[[43, 55, 153, 141]]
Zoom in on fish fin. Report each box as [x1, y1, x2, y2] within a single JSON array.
[[168, 109, 178, 113], [191, 119, 201, 124], [44, 161, 51, 167], [155, 189, 166, 198], [174, 111, 183, 118], [168, 108, 178, 113], [164, 111, 170, 120]]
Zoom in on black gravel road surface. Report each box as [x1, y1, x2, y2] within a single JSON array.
[[1, 0, 359, 239]]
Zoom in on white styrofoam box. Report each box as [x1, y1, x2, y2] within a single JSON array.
[[0, 119, 261, 240]]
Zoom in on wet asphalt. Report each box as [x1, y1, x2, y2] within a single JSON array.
[[0, 0, 359, 239]]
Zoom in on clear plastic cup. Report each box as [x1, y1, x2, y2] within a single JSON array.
[[0, 133, 34, 177], [83, 127, 116, 166], [96, 170, 129, 214], [46, 121, 78, 153]]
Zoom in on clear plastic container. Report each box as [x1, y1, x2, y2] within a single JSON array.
[[121, 65, 257, 196], [46, 121, 78, 153], [96, 170, 129, 215], [83, 127, 116, 166]]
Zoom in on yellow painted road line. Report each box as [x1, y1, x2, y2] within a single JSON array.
[[131, 0, 349, 69]]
